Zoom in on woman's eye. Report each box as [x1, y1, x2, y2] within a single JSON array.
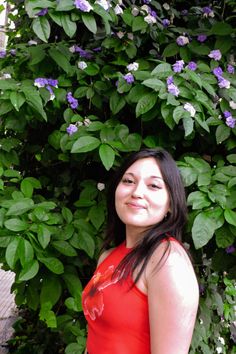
[[149, 184, 161, 189], [122, 178, 134, 184]]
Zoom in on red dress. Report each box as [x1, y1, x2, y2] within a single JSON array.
[[82, 242, 150, 354]]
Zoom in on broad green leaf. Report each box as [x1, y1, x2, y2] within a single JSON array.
[[216, 124, 231, 144], [215, 225, 235, 248], [195, 114, 210, 132], [63, 273, 82, 297], [39, 256, 64, 274], [132, 16, 147, 32], [178, 166, 197, 187], [224, 209, 236, 227], [39, 303, 57, 328], [88, 204, 105, 230], [127, 85, 149, 104], [5, 237, 20, 269], [65, 343, 82, 354], [4, 218, 28, 232], [19, 260, 39, 281], [183, 117, 194, 137], [20, 179, 33, 198], [40, 275, 62, 306], [81, 13, 97, 34], [210, 22, 233, 36], [61, 14, 77, 37], [227, 154, 236, 164], [136, 93, 157, 117], [184, 156, 211, 173], [73, 230, 95, 258], [0, 101, 13, 115], [21, 86, 47, 121], [71, 136, 100, 153], [6, 198, 34, 216], [10, 92, 25, 111], [32, 17, 50, 43], [28, 46, 46, 65], [99, 144, 115, 170], [142, 78, 165, 91], [37, 224, 51, 249], [56, 0, 74, 11], [18, 238, 34, 267], [151, 63, 172, 77], [185, 69, 202, 88], [49, 48, 71, 74], [0, 79, 18, 90], [65, 296, 82, 311], [192, 212, 217, 249], [62, 207, 73, 224], [52, 240, 77, 257], [187, 191, 211, 210], [110, 91, 126, 114], [162, 42, 179, 57], [173, 106, 189, 124]]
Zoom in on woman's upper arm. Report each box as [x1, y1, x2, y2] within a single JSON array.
[[147, 242, 199, 354]]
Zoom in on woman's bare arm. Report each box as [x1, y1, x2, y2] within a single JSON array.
[[147, 241, 199, 354]]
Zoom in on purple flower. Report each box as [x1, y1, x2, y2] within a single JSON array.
[[218, 77, 230, 89], [208, 49, 222, 61], [166, 76, 174, 85], [227, 64, 235, 74], [162, 19, 170, 27], [67, 124, 78, 135], [34, 78, 49, 88], [143, 0, 151, 3], [0, 49, 6, 58], [187, 61, 197, 71], [123, 73, 134, 84], [226, 116, 236, 128], [9, 49, 16, 56], [226, 245, 236, 254], [72, 46, 93, 59], [181, 9, 188, 16], [36, 8, 48, 16], [176, 35, 189, 46], [167, 83, 180, 97], [47, 79, 58, 87], [150, 10, 157, 18], [74, 0, 93, 12], [223, 111, 232, 118], [93, 47, 102, 52], [213, 66, 223, 78], [202, 6, 212, 14], [67, 92, 79, 109], [173, 60, 185, 73], [197, 34, 207, 43]]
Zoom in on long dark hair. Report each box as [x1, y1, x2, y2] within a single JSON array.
[[103, 148, 188, 282]]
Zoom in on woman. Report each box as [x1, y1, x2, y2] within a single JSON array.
[[82, 148, 199, 354]]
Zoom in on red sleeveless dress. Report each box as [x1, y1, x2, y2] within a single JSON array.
[[82, 242, 150, 354]]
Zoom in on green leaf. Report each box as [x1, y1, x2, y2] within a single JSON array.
[[21, 86, 47, 121], [215, 36, 233, 54], [32, 17, 50, 43], [136, 93, 157, 117], [185, 69, 202, 88], [63, 273, 82, 297], [142, 78, 165, 91], [132, 16, 147, 32], [52, 240, 77, 257], [210, 22, 233, 36], [74, 230, 95, 258], [192, 212, 217, 249], [0, 101, 13, 115], [39, 256, 64, 274], [56, 0, 74, 11], [10, 92, 25, 111], [5, 237, 20, 269], [151, 63, 172, 78], [88, 204, 105, 230], [4, 218, 28, 232], [99, 144, 115, 170], [184, 156, 211, 173], [62, 207, 73, 223], [173, 106, 189, 124], [178, 166, 197, 187], [162, 42, 179, 57], [224, 209, 236, 227], [81, 13, 97, 34], [37, 224, 51, 249], [216, 124, 231, 144], [110, 91, 126, 114], [61, 14, 77, 37], [19, 260, 39, 281], [40, 274, 62, 306], [71, 136, 100, 153], [0, 79, 18, 90], [18, 238, 34, 267], [28, 46, 46, 65], [183, 117, 194, 137], [215, 225, 235, 248], [20, 179, 33, 198], [49, 48, 71, 74], [187, 191, 211, 210], [6, 198, 34, 216]]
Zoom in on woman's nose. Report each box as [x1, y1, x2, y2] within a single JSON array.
[[132, 182, 145, 198]]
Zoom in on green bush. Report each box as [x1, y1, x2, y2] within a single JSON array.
[[0, 0, 235, 353]]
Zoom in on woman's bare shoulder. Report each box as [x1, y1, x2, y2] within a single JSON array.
[[97, 248, 115, 266]]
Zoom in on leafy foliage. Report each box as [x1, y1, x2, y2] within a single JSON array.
[[0, 0, 236, 353]]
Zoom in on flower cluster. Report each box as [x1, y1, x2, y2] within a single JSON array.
[[74, 0, 93, 12], [34, 78, 58, 100], [223, 111, 236, 129], [67, 92, 79, 109], [123, 73, 134, 84], [69, 45, 93, 59], [212, 66, 231, 89], [208, 49, 222, 61], [66, 118, 91, 135], [176, 35, 189, 46], [166, 76, 179, 97], [202, 6, 214, 17], [172, 60, 185, 73]]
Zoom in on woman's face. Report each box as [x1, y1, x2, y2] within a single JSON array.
[[115, 157, 170, 236]]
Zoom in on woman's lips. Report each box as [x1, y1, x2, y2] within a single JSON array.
[[126, 202, 146, 209]]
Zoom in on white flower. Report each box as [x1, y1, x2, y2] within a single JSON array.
[[69, 45, 76, 53], [141, 5, 150, 14], [28, 40, 38, 46], [218, 337, 225, 345], [183, 103, 196, 117], [131, 6, 139, 16], [78, 61, 87, 70], [163, 3, 170, 10], [216, 347, 223, 354], [118, 0, 123, 4], [3, 73, 11, 79], [95, 0, 111, 11], [127, 62, 139, 71], [49, 93, 55, 101], [84, 118, 91, 126], [127, 33, 134, 40], [229, 100, 236, 109], [144, 14, 157, 24], [117, 31, 125, 39], [199, 318, 203, 324], [114, 4, 123, 15], [97, 182, 105, 191]]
